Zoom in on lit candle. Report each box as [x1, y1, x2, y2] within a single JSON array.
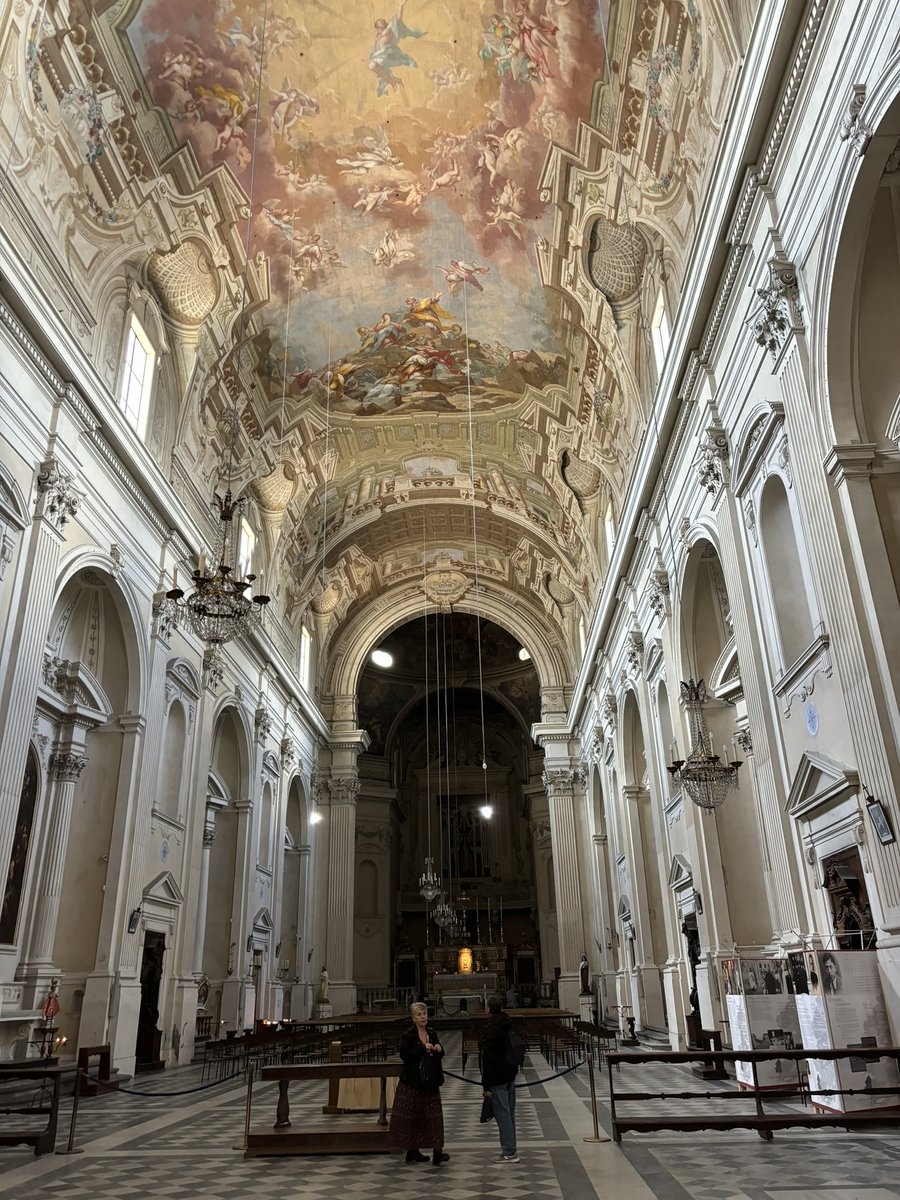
[[198, 551, 207, 575]]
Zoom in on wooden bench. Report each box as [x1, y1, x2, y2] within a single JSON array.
[[0, 1063, 66, 1155], [245, 1061, 403, 1157], [77, 1044, 120, 1096]]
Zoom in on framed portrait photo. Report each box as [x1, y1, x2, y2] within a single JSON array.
[[866, 797, 895, 845]]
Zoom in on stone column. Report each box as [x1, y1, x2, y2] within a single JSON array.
[[0, 462, 79, 949], [542, 766, 584, 1012], [295, 843, 313, 1018], [591, 832, 616, 1020], [324, 774, 360, 1015], [222, 797, 255, 1030], [26, 748, 88, 968], [192, 819, 217, 977]]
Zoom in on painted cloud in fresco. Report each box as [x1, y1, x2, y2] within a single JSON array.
[[128, 1, 606, 414]]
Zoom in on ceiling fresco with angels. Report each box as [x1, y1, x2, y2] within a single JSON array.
[[129, 0, 606, 417]]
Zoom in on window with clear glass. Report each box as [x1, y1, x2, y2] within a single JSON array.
[[118, 315, 155, 435], [299, 625, 312, 691], [650, 289, 671, 375], [237, 517, 255, 579]]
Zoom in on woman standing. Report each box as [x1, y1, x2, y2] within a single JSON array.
[[390, 1001, 450, 1166]]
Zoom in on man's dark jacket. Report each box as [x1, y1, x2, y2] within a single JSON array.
[[480, 1011, 518, 1088]]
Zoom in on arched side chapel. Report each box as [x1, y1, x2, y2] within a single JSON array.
[[0, 0, 897, 1074]]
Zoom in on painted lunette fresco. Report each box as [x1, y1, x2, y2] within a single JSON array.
[[128, 1, 606, 414]]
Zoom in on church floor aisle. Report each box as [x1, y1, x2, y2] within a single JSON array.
[[1, 1043, 899, 1200]]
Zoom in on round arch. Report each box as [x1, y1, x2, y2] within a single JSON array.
[[52, 549, 147, 713], [815, 69, 900, 444], [323, 586, 574, 706], [209, 700, 254, 803]]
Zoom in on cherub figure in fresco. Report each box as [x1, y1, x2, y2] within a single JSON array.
[[337, 128, 402, 174], [427, 56, 471, 101], [217, 17, 261, 53], [486, 182, 526, 242], [393, 179, 427, 214], [266, 12, 310, 57], [367, 229, 415, 268], [270, 80, 320, 140], [428, 156, 461, 192], [475, 132, 504, 187], [353, 185, 391, 214], [159, 42, 207, 89], [404, 294, 454, 335], [368, 1, 426, 97], [437, 259, 490, 294]]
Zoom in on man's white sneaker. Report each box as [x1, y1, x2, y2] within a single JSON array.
[[498, 1154, 520, 1162]]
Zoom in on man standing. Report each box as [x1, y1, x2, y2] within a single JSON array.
[[480, 994, 519, 1163]]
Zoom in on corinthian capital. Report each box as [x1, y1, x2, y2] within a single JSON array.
[[36, 460, 80, 532], [329, 776, 360, 806], [542, 767, 576, 798], [49, 750, 88, 781]]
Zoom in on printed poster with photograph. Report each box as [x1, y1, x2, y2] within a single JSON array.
[[793, 950, 899, 1113], [722, 957, 803, 1088]]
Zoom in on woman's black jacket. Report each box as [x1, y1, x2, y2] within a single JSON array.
[[398, 1024, 444, 1089]]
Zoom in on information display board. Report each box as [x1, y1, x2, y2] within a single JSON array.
[[722, 956, 803, 1088]]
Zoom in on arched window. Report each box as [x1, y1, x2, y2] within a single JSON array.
[[759, 474, 814, 668], [259, 781, 274, 871], [159, 701, 187, 819], [657, 682, 676, 800]]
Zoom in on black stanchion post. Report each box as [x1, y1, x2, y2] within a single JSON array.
[[56, 1068, 86, 1155], [583, 1040, 611, 1144]]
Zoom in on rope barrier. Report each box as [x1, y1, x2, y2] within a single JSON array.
[[443, 1060, 585, 1088], [87, 1071, 242, 1097]]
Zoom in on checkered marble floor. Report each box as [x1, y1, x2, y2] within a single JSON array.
[[1, 1041, 899, 1200]]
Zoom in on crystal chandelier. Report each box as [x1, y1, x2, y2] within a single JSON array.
[[165, 489, 270, 647], [667, 679, 742, 812], [419, 856, 442, 902], [433, 895, 453, 928]]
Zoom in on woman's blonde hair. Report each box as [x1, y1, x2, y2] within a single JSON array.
[[409, 1001, 428, 1017]]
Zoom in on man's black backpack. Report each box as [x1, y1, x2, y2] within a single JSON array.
[[505, 1030, 526, 1069]]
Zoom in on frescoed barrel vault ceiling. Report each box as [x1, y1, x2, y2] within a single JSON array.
[[9, 0, 740, 707]]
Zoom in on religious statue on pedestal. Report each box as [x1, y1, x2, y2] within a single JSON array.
[[318, 965, 330, 1004], [579, 953, 590, 995]]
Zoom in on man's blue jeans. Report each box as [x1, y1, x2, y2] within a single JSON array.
[[491, 1081, 517, 1156]]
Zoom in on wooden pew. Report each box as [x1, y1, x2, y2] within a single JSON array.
[[0, 1064, 66, 1155]]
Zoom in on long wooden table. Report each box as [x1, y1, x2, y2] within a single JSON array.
[[245, 1061, 403, 1157]]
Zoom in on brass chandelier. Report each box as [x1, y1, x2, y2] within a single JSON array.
[[667, 679, 742, 812]]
